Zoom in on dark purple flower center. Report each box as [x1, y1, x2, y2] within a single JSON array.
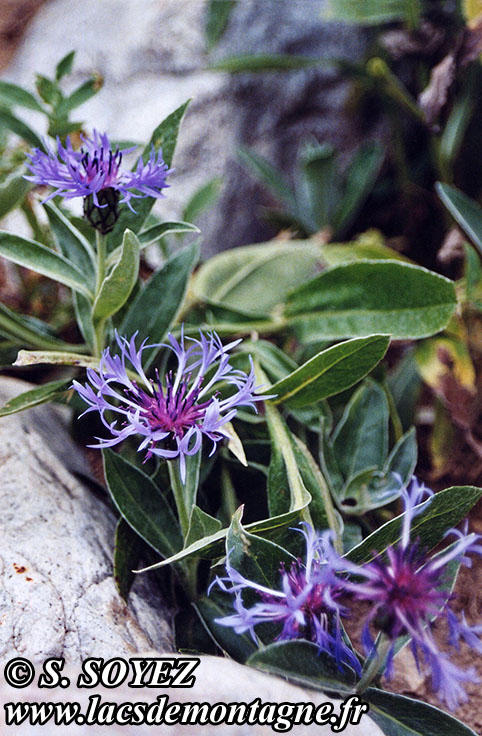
[[79, 145, 122, 187], [130, 373, 211, 439], [370, 544, 450, 636]]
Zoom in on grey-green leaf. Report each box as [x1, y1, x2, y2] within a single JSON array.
[[185, 506, 222, 549], [0, 171, 30, 219], [436, 182, 482, 254], [0, 80, 45, 111], [0, 231, 93, 298], [0, 379, 71, 417], [103, 449, 182, 559], [247, 640, 356, 694], [43, 201, 95, 280], [333, 379, 389, 480], [365, 688, 477, 736], [287, 260, 457, 341], [346, 485, 482, 564], [120, 242, 199, 370], [93, 229, 140, 321], [271, 335, 390, 408]]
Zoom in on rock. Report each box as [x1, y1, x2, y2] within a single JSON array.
[[0, 654, 384, 735], [2, 0, 380, 256], [0, 376, 172, 663]]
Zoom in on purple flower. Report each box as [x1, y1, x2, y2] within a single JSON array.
[[344, 478, 482, 710], [211, 523, 361, 674], [25, 130, 170, 212], [72, 329, 271, 482]]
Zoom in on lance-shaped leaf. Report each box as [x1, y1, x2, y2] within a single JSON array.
[[103, 449, 183, 559], [0, 80, 45, 111], [185, 506, 222, 548], [286, 260, 457, 341], [138, 221, 200, 248], [0, 108, 44, 149], [0, 302, 82, 351], [93, 229, 140, 321], [346, 485, 482, 565], [120, 242, 199, 369], [247, 640, 356, 694], [436, 182, 482, 254], [0, 231, 93, 299], [0, 171, 30, 219], [194, 594, 258, 662], [270, 335, 389, 408], [0, 379, 72, 418], [365, 688, 477, 736], [106, 101, 190, 249], [43, 201, 96, 280]]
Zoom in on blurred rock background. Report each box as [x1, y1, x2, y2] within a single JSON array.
[[0, 0, 378, 255]]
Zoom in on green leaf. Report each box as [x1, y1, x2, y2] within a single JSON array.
[[55, 51, 76, 81], [119, 242, 199, 369], [247, 640, 356, 694], [56, 75, 102, 116], [205, 0, 236, 49], [365, 688, 477, 736], [436, 183, 482, 254], [0, 302, 78, 351], [35, 75, 62, 107], [106, 101, 190, 249], [185, 506, 222, 548], [384, 427, 417, 483], [298, 143, 337, 231], [321, 230, 410, 267], [138, 221, 200, 248], [103, 449, 183, 559], [271, 335, 389, 408], [0, 231, 93, 298], [0, 171, 30, 219], [0, 108, 44, 149], [183, 178, 222, 224], [0, 81, 44, 111], [73, 292, 95, 350], [93, 229, 140, 321], [194, 595, 258, 661], [211, 54, 326, 73], [43, 201, 96, 279], [332, 142, 384, 237], [287, 260, 457, 341], [226, 507, 296, 591], [346, 485, 482, 564], [0, 379, 71, 417], [333, 380, 389, 480], [239, 340, 297, 384], [325, 0, 419, 25], [193, 240, 324, 316], [114, 518, 142, 602], [340, 468, 403, 514], [238, 147, 298, 212]]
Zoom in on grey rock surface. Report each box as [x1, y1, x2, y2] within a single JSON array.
[[0, 376, 172, 663], [0, 654, 384, 735], [3, 0, 379, 256]]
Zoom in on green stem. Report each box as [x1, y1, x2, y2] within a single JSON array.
[[168, 460, 190, 539], [95, 230, 106, 296], [93, 230, 107, 357], [356, 634, 392, 695]]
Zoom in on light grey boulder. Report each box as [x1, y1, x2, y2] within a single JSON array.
[[0, 376, 172, 663]]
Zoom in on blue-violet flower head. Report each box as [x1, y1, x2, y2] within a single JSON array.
[[25, 130, 170, 225], [344, 478, 482, 710], [211, 522, 361, 674], [72, 329, 271, 482]]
